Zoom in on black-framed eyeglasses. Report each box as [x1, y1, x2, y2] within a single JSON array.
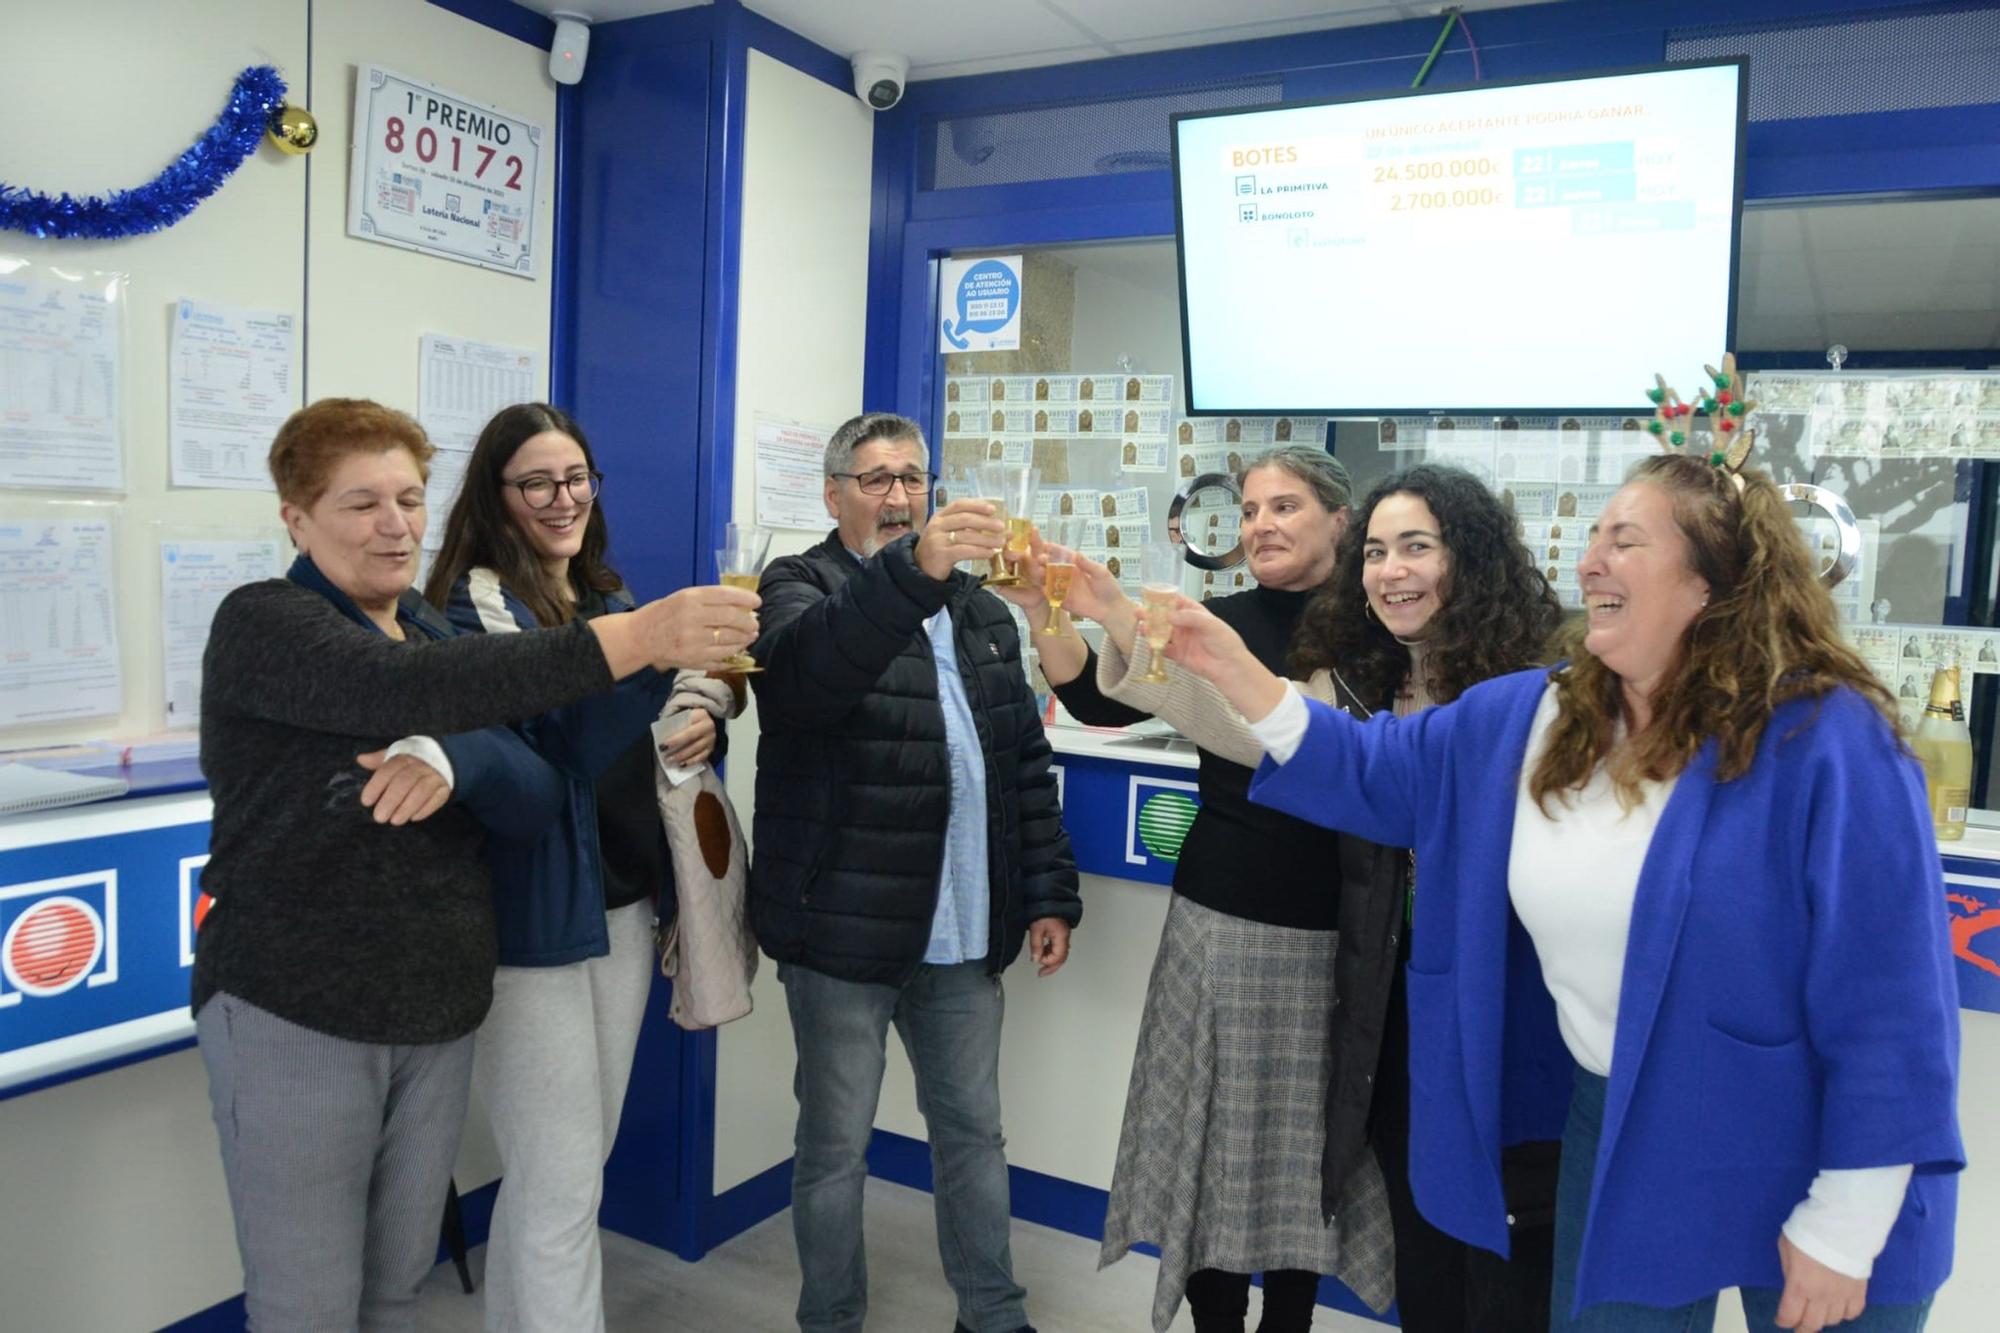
[[831, 470, 936, 497], [505, 470, 602, 509]]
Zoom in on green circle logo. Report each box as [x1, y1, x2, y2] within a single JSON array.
[[1136, 791, 1200, 862]]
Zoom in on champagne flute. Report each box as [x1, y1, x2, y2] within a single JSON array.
[[714, 522, 772, 673], [973, 463, 1034, 587], [1138, 541, 1181, 684], [1040, 518, 1077, 636]]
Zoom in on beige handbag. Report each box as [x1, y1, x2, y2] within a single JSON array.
[[652, 674, 758, 1031]]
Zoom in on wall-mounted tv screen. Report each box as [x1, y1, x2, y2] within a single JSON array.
[[1172, 59, 1746, 416]]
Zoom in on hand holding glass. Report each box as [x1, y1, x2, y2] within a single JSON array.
[[715, 523, 772, 673]]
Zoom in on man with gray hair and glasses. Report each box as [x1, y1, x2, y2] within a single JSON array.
[[745, 411, 1080, 1333]]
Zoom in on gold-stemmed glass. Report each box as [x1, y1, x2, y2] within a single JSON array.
[[975, 462, 1038, 587], [1039, 518, 1077, 636], [1138, 541, 1181, 684], [715, 522, 771, 673]]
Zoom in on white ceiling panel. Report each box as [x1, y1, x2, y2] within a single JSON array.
[[741, 0, 1102, 72], [515, 0, 709, 23], [1058, 0, 1407, 44], [520, 0, 1567, 82]]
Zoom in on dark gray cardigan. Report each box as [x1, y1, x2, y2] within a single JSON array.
[[193, 577, 614, 1044]]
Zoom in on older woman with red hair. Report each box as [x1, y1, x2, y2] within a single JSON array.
[[194, 397, 756, 1329]]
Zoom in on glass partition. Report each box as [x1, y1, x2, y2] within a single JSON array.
[[934, 197, 2000, 801]]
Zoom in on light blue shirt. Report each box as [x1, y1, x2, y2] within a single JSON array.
[[922, 605, 991, 964], [842, 544, 989, 964]]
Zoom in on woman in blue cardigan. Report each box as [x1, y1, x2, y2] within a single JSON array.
[[1161, 447, 1961, 1332]]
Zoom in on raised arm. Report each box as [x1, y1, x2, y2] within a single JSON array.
[[445, 572, 675, 779], [749, 539, 949, 730], [1164, 595, 1425, 848], [1098, 631, 1339, 767], [991, 540, 1150, 727], [207, 580, 756, 740], [751, 506, 1002, 730]]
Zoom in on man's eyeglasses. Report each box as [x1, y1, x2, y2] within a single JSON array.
[[832, 470, 936, 497], [505, 470, 603, 510]]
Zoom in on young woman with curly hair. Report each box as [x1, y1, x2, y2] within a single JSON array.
[[1171, 452, 1960, 1333], [1018, 457, 1562, 1332]]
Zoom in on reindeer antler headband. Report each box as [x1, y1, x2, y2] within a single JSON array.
[[1644, 351, 1758, 481]]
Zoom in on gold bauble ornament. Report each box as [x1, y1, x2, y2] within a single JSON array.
[[267, 105, 318, 155]]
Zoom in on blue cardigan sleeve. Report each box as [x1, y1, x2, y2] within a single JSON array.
[[1246, 694, 1434, 851], [1797, 692, 1964, 1175], [445, 571, 672, 779]]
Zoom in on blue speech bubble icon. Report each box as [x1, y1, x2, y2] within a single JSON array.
[[942, 259, 1020, 350]]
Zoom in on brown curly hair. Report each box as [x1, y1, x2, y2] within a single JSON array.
[[1529, 453, 1898, 812], [1290, 464, 1562, 708]]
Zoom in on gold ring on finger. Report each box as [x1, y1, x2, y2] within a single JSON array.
[[712, 627, 721, 645]]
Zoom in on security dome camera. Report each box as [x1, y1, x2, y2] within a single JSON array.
[[852, 52, 909, 111]]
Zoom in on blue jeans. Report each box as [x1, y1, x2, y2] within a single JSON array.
[[780, 960, 1027, 1333], [1552, 1070, 1932, 1333]]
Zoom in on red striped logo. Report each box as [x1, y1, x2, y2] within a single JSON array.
[[2, 896, 104, 998]]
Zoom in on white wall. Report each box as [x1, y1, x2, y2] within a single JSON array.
[[714, 49, 874, 1194], [0, 4, 554, 1326]]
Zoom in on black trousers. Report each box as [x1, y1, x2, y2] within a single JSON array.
[[1371, 968, 1557, 1333]]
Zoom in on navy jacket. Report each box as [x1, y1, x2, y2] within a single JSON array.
[[747, 531, 1079, 984], [444, 569, 674, 966], [1251, 668, 1963, 1315]]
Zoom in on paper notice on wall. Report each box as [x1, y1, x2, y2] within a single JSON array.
[[160, 537, 289, 728], [0, 265, 123, 491], [417, 334, 541, 549], [755, 416, 834, 530], [0, 517, 121, 729], [168, 299, 298, 491]]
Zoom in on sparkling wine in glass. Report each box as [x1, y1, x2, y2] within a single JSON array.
[[975, 463, 1037, 587], [1040, 518, 1077, 636], [1138, 542, 1181, 684], [715, 522, 772, 673]]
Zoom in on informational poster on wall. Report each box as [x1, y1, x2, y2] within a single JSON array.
[[348, 65, 542, 277], [754, 415, 834, 530], [416, 334, 541, 550], [938, 255, 1023, 352], [0, 516, 121, 729], [0, 261, 123, 492], [168, 299, 297, 491], [159, 537, 289, 729]]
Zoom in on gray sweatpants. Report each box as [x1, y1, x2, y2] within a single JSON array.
[[196, 991, 474, 1333], [471, 899, 656, 1333]]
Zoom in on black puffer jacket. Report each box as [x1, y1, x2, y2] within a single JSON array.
[[747, 531, 1080, 984]]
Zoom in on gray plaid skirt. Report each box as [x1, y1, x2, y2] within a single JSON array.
[[1099, 894, 1396, 1331]]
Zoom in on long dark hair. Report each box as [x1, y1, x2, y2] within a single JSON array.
[[422, 403, 621, 626], [1289, 464, 1561, 709]]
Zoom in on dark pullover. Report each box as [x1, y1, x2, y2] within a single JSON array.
[[194, 578, 615, 1044]]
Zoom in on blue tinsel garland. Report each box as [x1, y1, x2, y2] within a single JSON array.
[[0, 66, 288, 241]]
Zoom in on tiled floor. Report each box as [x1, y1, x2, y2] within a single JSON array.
[[415, 1176, 1387, 1331]]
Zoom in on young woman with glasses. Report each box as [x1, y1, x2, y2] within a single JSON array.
[[424, 402, 733, 1330]]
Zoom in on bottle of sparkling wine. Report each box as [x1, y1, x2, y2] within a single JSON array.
[[1913, 665, 1973, 842]]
